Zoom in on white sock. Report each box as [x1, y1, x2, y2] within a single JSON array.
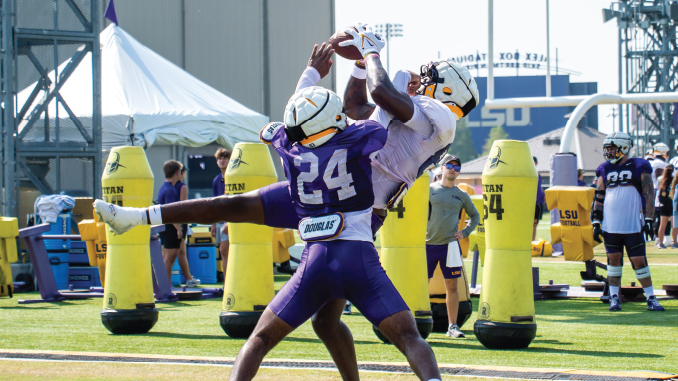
[[140, 209, 148, 224], [643, 286, 655, 298], [609, 285, 620, 297], [148, 205, 163, 225]]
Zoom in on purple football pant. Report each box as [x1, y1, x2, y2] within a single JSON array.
[[260, 180, 385, 236], [426, 244, 462, 279], [269, 240, 409, 328]]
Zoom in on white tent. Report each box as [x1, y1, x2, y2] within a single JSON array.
[[17, 24, 267, 150]]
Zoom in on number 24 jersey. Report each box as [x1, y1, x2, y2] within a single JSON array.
[[264, 120, 387, 219], [595, 157, 651, 234]]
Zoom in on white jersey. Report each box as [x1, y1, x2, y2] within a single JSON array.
[[651, 158, 666, 207], [369, 71, 457, 209], [294, 67, 457, 209], [670, 156, 678, 167], [602, 186, 644, 234]]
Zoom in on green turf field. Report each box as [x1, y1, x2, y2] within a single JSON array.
[[1, 241, 678, 379]]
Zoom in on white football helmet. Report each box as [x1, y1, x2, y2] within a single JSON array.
[[603, 132, 633, 164], [645, 149, 654, 160], [418, 60, 479, 119], [283, 86, 347, 148], [653, 142, 670, 159]]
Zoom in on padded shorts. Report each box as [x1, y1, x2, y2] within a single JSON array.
[[602, 231, 646, 258]]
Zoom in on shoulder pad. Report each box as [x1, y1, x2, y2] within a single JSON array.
[[260, 122, 285, 145]]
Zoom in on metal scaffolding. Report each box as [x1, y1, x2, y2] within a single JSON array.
[[0, 0, 101, 221], [607, 0, 678, 156]]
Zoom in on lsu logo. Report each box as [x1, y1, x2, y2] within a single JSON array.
[[106, 152, 126, 175], [227, 148, 248, 172], [487, 146, 507, 171]]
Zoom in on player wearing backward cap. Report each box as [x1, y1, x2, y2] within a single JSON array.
[[592, 132, 664, 312]]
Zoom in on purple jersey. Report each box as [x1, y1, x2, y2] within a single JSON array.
[[595, 157, 651, 209], [266, 120, 387, 218]]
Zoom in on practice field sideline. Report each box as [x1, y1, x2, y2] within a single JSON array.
[[1, 349, 676, 381], [2, 248, 678, 379]]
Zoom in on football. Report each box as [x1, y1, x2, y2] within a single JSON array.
[[329, 26, 362, 61]]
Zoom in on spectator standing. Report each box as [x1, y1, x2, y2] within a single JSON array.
[[670, 173, 678, 248], [212, 148, 231, 275], [533, 156, 546, 240], [158, 161, 200, 287], [577, 169, 587, 186], [656, 165, 674, 249], [174, 166, 199, 286], [425, 154, 480, 339]]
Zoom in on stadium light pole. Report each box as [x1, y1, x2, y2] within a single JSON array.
[[374, 23, 403, 74]]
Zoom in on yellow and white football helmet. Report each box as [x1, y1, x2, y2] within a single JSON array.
[[418, 60, 479, 119], [283, 86, 347, 149], [653, 142, 670, 160]]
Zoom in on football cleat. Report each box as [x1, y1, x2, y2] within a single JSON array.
[[647, 295, 665, 311], [609, 294, 622, 312], [93, 199, 143, 235]]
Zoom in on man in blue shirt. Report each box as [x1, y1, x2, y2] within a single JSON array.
[[211, 148, 230, 275], [158, 160, 200, 286]]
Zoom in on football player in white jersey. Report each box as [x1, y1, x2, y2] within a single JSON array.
[[592, 132, 664, 312]]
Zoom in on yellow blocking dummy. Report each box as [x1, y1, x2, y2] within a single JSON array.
[[220, 143, 277, 338], [272, 228, 295, 264], [378, 172, 433, 341], [545, 186, 596, 261], [468, 195, 487, 266], [474, 140, 537, 349], [0, 218, 19, 298], [531, 240, 553, 257], [456, 183, 476, 258], [78, 213, 108, 286], [101, 147, 157, 335]]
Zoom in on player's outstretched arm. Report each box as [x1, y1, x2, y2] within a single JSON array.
[[364, 54, 415, 122], [343, 63, 375, 121]]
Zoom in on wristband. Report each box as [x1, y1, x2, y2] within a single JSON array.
[[354, 60, 366, 69], [351, 64, 367, 80], [148, 205, 163, 225], [364, 52, 380, 59]]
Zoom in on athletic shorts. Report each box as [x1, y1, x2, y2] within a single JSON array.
[[269, 240, 409, 328], [660, 203, 673, 217], [159, 224, 181, 249], [425, 244, 463, 279], [214, 222, 229, 244], [602, 232, 646, 258], [259, 180, 386, 237]]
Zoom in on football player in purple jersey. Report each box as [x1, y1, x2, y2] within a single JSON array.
[[592, 132, 664, 312], [95, 36, 447, 381]]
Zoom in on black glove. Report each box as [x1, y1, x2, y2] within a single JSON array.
[[642, 218, 654, 241], [592, 222, 603, 243]]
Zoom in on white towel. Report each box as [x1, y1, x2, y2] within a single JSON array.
[[446, 240, 463, 268]]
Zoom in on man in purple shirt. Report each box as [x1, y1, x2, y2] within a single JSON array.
[[533, 156, 545, 240], [157, 160, 185, 284], [212, 148, 230, 275]]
